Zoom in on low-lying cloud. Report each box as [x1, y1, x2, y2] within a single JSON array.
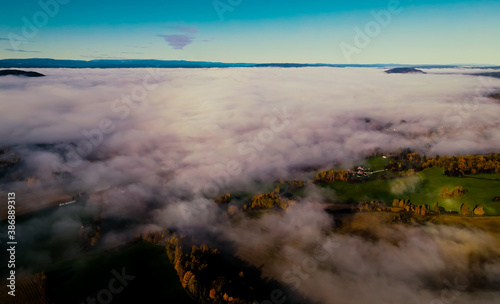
[[1, 67, 500, 302], [1, 66, 499, 227]]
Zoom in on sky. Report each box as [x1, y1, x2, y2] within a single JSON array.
[[0, 0, 499, 64]]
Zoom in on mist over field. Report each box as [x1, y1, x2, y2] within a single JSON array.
[[1, 67, 500, 303], [221, 200, 500, 304]]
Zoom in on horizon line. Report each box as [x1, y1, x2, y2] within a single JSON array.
[[1, 58, 500, 67]]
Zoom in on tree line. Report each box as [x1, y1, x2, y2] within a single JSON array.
[[388, 152, 500, 176]]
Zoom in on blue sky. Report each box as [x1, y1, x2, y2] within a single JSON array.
[[0, 0, 499, 64]]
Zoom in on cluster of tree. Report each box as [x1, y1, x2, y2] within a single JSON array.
[[214, 193, 232, 204], [460, 204, 486, 216], [166, 235, 241, 303], [246, 187, 290, 210], [359, 200, 388, 212], [386, 151, 427, 173], [392, 210, 419, 224], [392, 199, 429, 215], [278, 179, 305, 192], [423, 154, 500, 175], [432, 202, 447, 214], [314, 170, 349, 183], [406, 203, 427, 216], [386, 151, 500, 176], [360, 199, 432, 216], [389, 199, 486, 217], [392, 198, 411, 208], [391, 200, 444, 223], [358, 196, 485, 223], [439, 186, 468, 199], [164, 234, 290, 304], [278, 180, 304, 187]]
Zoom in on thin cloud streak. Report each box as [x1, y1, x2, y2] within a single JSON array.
[[5, 48, 40, 53]]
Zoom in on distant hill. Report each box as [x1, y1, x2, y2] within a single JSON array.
[[385, 67, 426, 74], [0, 58, 396, 69], [0, 69, 45, 77], [1, 58, 488, 69], [0, 58, 249, 69], [0, 59, 499, 70]]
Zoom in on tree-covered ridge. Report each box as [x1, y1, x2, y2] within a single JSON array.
[[163, 234, 293, 304], [388, 152, 500, 176]]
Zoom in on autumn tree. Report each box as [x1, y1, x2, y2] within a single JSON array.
[[460, 204, 471, 215], [433, 202, 440, 213], [214, 193, 231, 204], [315, 169, 349, 183], [473, 205, 485, 215], [248, 187, 291, 210]]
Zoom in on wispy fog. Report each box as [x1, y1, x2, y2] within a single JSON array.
[[221, 200, 500, 304]]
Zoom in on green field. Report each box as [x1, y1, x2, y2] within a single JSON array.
[[43, 242, 196, 304], [365, 157, 391, 170], [320, 167, 500, 215]]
